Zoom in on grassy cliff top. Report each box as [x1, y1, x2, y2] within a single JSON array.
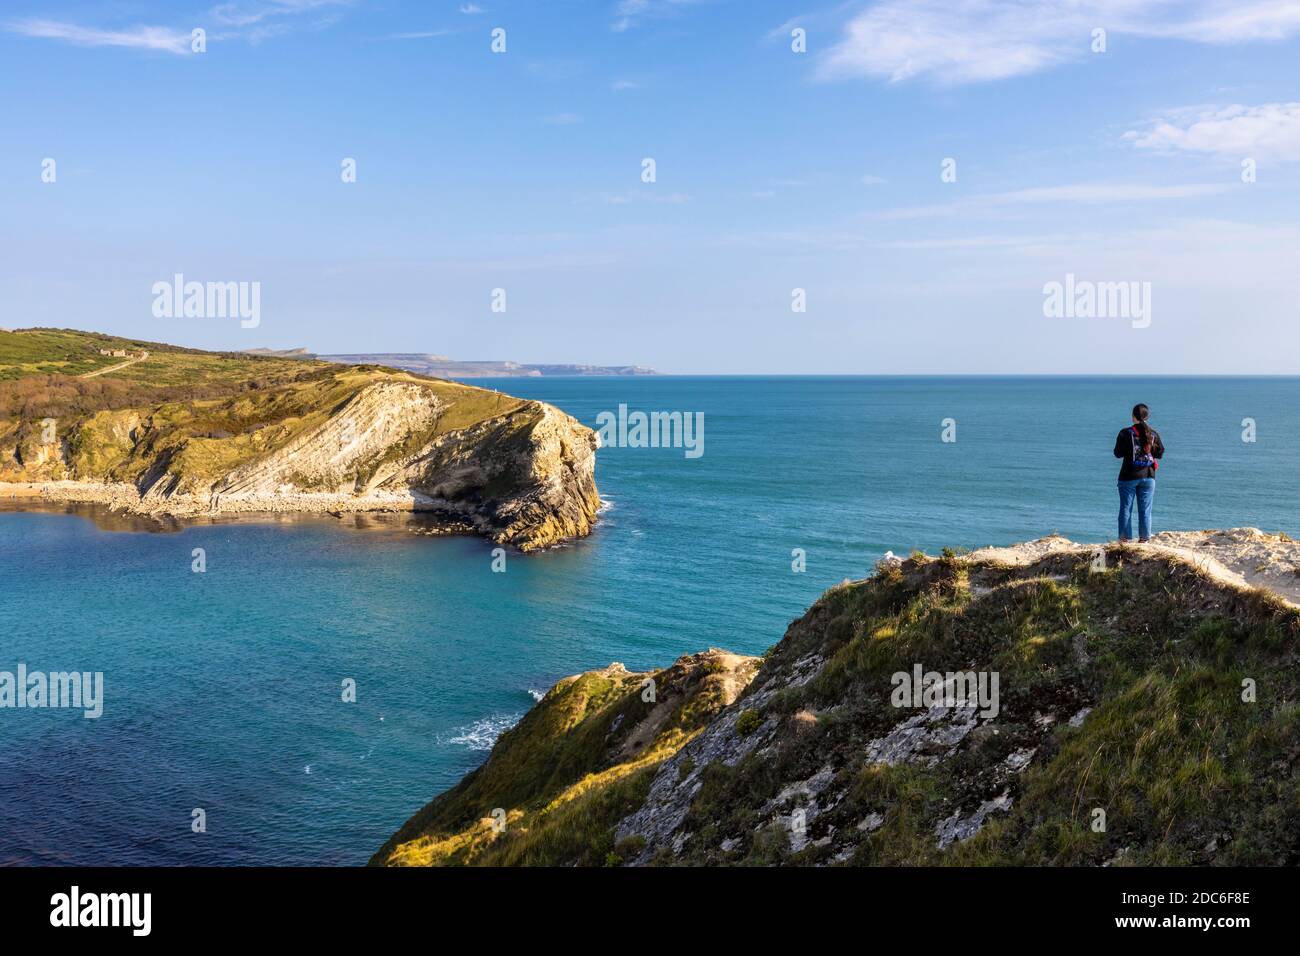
[[375, 536, 1300, 867], [0, 327, 524, 421], [0, 327, 313, 384], [0, 327, 531, 486]]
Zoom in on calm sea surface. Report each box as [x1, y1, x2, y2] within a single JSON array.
[[3, 376, 1298, 864]]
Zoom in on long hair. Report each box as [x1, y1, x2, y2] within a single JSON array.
[[1132, 403, 1153, 456]]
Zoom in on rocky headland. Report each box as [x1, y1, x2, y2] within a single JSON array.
[[374, 529, 1300, 865], [1, 329, 599, 551]]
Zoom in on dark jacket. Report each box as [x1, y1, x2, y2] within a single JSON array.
[[1114, 425, 1164, 481]]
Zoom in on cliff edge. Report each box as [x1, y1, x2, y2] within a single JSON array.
[[375, 529, 1300, 865]]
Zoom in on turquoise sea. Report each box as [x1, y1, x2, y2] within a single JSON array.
[[2, 376, 1298, 865]]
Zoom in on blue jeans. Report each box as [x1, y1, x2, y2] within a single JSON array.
[[1118, 478, 1155, 540]]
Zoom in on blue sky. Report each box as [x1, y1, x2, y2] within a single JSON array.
[[1, 0, 1298, 373]]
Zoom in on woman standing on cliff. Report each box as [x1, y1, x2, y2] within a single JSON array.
[[1114, 403, 1164, 543]]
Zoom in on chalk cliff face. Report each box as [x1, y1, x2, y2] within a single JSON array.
[[456, 403, 602, 551], [1, 331, 599, 551], [193, 382, 600, 550], [375, 533, 1300, 866]]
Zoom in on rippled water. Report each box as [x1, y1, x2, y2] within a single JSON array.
[[3, 376, 1298, 864]]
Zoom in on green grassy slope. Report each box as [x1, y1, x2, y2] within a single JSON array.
[[671, 547, 1300, 866], [0, 327, 309, 384], [0, 327, 527, 487], [373, 651, 761, 867], [375, 544, 1300, 867]]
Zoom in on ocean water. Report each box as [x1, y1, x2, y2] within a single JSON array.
[[2, 376, 1299, 865]]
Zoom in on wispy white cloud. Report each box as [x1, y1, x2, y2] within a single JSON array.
[[612, 79, 640, 91], [1126, 103, 1300, 162], [874, 181, 1232, 219], [820, 1, 1300, 85], [990, 182, 1231, 202], [764, 4, 861, 43], [747, 178, 812, 199], [875, 233, 1072, 250], [1133, 2, 1300, 41], [8, 0, 353, 52], [211, 0, 351, 28], [612, 0, 703, 33], [459, 3, 487, 13], [6, 19, 194, 54], [718, 217, 1300, 261], [601, 189, 691, 204], [525, 58, 586, 81], [389, 29, 454, 40], [542, 112, 583, 125]]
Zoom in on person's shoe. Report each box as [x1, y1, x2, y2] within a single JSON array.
[[1138, 537, 1150, 544]]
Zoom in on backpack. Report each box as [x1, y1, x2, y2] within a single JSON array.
[[1130, 426, 1159, 472]]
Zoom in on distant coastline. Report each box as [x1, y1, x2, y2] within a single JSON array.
[[242, 348, 658, 379]]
